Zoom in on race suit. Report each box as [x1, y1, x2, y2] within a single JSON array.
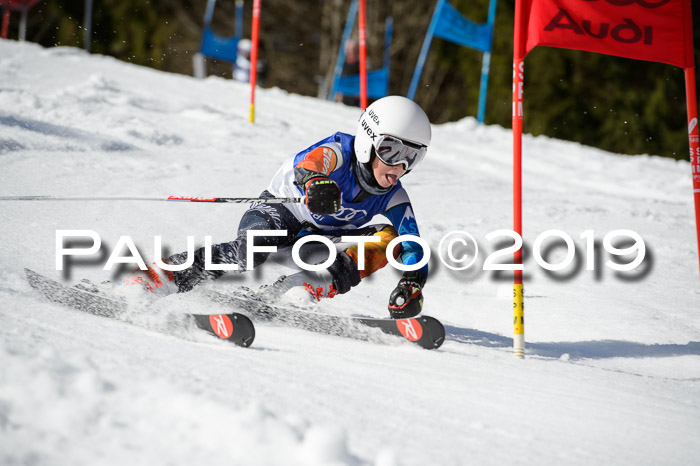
[[167, 132, 428, 293]]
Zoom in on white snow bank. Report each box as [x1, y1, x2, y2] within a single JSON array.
[[0, 336, 364, 466]]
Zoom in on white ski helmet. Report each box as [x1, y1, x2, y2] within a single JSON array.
[[237, 38, 252, 56], [354, 95, 431, 165]]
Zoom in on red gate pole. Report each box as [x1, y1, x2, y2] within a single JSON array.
[[249, 0, 261, 123], [512, 0, 526, 358], [358, 0, 368, 110], [1, 9, 10, 39], [684, 67, 700, 281]]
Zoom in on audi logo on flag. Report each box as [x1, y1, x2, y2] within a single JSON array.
[[519, 0, 693, 69]]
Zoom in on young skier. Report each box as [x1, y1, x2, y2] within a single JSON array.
[[140, 95, 432, 318]]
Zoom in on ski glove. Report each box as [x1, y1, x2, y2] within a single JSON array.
[[327, 252, 361, 294], [304, 177, 341, 215], [388, 276, 423, 319]]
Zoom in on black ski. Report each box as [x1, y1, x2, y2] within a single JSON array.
[[205, 289, 445, 350], [24, 269, 255, 348], [355, 314, 445, 350]]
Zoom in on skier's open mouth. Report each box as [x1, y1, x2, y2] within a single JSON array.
[[386, 174, 398, 186]]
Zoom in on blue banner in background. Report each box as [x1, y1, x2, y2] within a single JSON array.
[[198, 0, 241, 64], [329, 2, 392, 102], [336, 68, 389, 99], [200, 28, 239, 63], [433, 1, 492, 53], [407, 0, 498, 123]]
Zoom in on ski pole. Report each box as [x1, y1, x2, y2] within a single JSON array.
[[0, 195, 302, 204]]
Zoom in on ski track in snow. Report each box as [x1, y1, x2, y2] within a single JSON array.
[[1, 41, 699, 465]]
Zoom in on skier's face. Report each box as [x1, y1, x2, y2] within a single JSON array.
[[372, 156, 406, 188]]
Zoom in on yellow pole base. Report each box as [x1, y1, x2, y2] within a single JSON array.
[[514, 284, 525, 358]]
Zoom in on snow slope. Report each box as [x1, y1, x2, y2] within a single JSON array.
[[1, 41, 699, 465]]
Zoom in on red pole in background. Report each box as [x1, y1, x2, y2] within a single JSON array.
[[1, 9, 10, 39], [249, 0, 261, 123], [684, 67, 700, 280], [512, 0, 525, 359], [358, 0, 368, 110]]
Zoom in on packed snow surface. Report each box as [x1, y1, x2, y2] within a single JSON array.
[[1, 41, 699, 465]]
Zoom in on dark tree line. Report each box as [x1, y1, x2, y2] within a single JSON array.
[[10, 0, 700, 159]]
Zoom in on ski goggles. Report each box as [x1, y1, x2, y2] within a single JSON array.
[[373, 135, 427, 171]]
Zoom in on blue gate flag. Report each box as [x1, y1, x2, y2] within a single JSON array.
[[336, 67, 389, 99], [200, 29, 239, 62], [329, 2, 392, 102], [329, 0, 359, 100], [407, 0, 497, 123], [199, 0, 241, 64], [433, 1, 492, 52]]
